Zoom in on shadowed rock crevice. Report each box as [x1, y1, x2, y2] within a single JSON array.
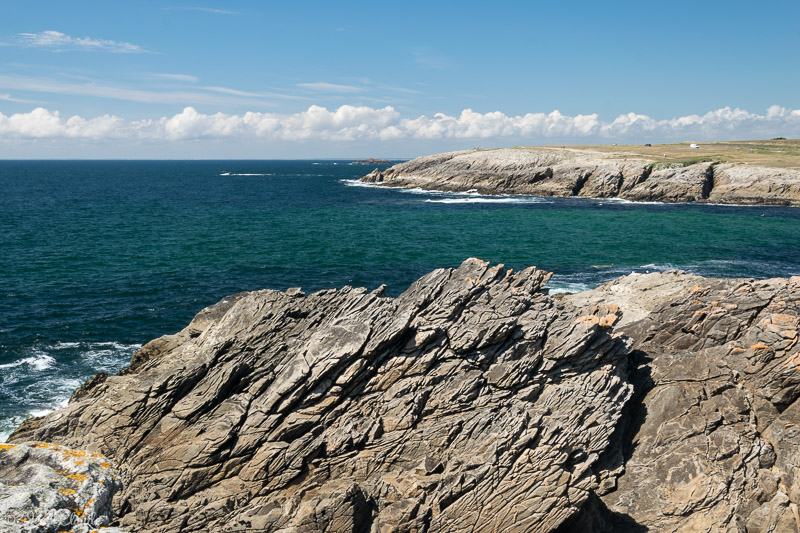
[[568, 167, 592, 196], [553, 493, 648, 533], [702, 162, 716, 199]]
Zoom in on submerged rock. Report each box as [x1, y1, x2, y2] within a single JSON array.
[[5, 261, 800, 532]]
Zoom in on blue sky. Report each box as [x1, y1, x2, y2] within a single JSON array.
[[1, 0, 799, 157]]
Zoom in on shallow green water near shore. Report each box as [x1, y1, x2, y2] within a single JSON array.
[[1, 160, 798, 439]]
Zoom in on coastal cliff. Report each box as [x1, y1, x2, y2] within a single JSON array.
[[360, 148, 800, 205], [3, 259, 800, 531]]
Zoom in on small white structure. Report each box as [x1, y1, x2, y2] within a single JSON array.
[[689, 143, 700, 149]]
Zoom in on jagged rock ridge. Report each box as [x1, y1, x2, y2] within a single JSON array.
[[8, 259, 633, 532], [5, 261, 800, 532], [360, 148, 800, 205]]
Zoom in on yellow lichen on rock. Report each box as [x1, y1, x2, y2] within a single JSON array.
[[0, 441, 124, 531]]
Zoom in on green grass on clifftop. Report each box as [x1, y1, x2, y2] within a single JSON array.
[[538, 139, 800, 169]]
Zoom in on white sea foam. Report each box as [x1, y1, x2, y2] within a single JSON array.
[[547, 283, 594, 294], [340, 179, 386, 188], [590, 197, 669, 206], [53, 341, 80, 348], [29, 407, 56, 418], [424, 196, 548, 204], [0, 352, 56, 371], [340, 179, 552, 204], [0, 341, 142, 441], [342, 177, 800, 210], [702, 202, 762, 208], [398, 187, 446, 195], [398, 187, 552, 204], [639, 263, 679, 271], [219, 172, 274, 177], [90, 342, 142, 351], [0, 429, 13, 443]]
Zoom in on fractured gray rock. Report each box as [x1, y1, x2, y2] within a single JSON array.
[[8, 263, 800, 532], [9, 258, 634, 532], [561, 274, 800, 532]]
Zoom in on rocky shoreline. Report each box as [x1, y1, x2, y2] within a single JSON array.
[[360, 148, 800, 205], [2, 259, 800, 532]]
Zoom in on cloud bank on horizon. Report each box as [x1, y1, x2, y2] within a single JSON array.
[[2, 1, 798, 157], [1, 105, 798, 149]]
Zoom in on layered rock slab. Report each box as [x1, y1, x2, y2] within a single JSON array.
[[709, 164, 800, 206], [361, 148, 800, 205], [561, 273, 800, 532], [9, 259, 634, 532]]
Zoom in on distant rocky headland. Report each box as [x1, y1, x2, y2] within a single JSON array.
[[3, 258, 800, 532], [361, 141, 800, 205], [351, 158, 393, 166]]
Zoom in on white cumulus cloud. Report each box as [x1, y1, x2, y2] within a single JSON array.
[[0, 105, 799, 145]]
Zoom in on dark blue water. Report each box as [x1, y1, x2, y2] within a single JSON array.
[[2, 160, 799, 439]]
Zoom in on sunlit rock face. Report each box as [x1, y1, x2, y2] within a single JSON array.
[[362, 148, 800, 205], [8, 261, 800, 532]]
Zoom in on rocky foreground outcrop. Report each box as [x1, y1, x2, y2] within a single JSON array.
[[360, 148, 800, 205], [4, 259, 800, 532]]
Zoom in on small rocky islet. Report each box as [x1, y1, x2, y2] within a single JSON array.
[[2, 258, 800, 532], [360, 146, 800, 205], [350, 158, 394, 166]]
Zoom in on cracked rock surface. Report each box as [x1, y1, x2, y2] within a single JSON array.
[[561, 272, 800, 532], [9, 259, 633, 532], [7, 262, 800, 532], [361, 148, 800, 205]]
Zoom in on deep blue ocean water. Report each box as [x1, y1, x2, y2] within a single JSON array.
[[2, 160, 799, 439]]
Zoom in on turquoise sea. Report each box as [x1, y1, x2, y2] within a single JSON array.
[[2, 160, 799, 440]]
